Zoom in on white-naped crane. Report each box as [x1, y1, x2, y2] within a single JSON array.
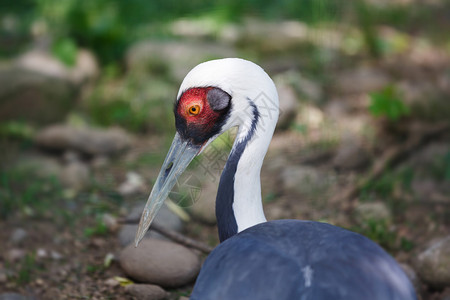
[[134, 58, 417, 300]]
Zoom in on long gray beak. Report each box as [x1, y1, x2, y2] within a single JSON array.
[[134, 133, 201, 247]]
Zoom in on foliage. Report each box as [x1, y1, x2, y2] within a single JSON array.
[[16, 253, 41, 284], [3, 0, 344, 64], [0, 121, 35, 141], [83, 216, 108, 237], [353, 0, 382, 58], [351, 219, 414, 252], [0, 168, 63, 219], [369, 85, 410, 121], [85, 73, 175, 133], [353, 219, 397, 251], [51, 37, 78, 67]]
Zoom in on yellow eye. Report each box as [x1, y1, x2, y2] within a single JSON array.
[[188, 105, 201, 116]]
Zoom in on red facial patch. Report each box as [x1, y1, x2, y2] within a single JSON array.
[[177, 87, 220, 130]]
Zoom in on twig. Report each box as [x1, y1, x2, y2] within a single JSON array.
[[331, 121, 450, 210], [119, 218, 213, 254]]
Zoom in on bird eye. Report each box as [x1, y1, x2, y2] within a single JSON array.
[[188, 105, 201, 116]]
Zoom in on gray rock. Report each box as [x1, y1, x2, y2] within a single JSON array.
[[280, 166, 333, 197], [62, 150, 81, 164], [6, 249, 26, 262], [126, 40, 236, 82], [91, 155, 110, 169], [416, 236, 450, 288], [10, 228, 27, 244], [0, 293, 30, 300], [118, 172, 145, 196], [60, 161, 90, 190], [118, 203, 183, 246], [16, 49, 98, 86], [12, 153, 62, 179], [354, 202, 392, 225], [273, 73, 299, 130], [296, 104, 325, 129], [276, 71, 322, 103], [119, 238, 201, 288], [102, 213, 119, 232], [189, 180, 217, 225], [332, 136, 371, 171], [35, 125, 132, 156], [0, 49, 98, 125], [335, 66, 390, 94], [125, 284, 169, 300], [0, 271, 7, 283]]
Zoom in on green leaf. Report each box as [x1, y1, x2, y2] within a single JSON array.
[[369, 85, 410, 121], [52, 38, 78, 67]]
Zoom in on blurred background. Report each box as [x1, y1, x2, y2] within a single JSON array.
[[0, 0, 449, 299]]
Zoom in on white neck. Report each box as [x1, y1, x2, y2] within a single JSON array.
[[232, 109, 274, 232], [177, 58, 279, 241], [215, 91, 278, 241]]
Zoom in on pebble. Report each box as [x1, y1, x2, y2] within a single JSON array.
[[91, 155, 110, 169], [273, 73, 299, 130], [36, 248, 48, 259], [189, 180, 217, 225], [6, 249, 26, 262], [104, 277, 120, 287], [0, 272, 7, 283], [60, 161, 90, 191], [332, 136, 370, 171], [118, 203, 183, 246], [0, 293, 30, 300], [280, 166, 332, 197], [125, 284, 169, 300], [50, 250, 63, 260], [10, 228, 27, 244], [415, 235, 450, 288], [102, 213, 119, 232], [335, 66, 390, 94], [118, 172, 145, 196], [35, 125, 132, 156], [119, 238, 200, 288]]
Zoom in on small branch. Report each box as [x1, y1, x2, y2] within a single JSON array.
[[119, 218, 213, 254], [331, 121, 450, 210]]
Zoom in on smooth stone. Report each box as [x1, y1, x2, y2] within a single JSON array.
[[332, 136, 371, 171], [335, 66, 390, 94], [416, 235, 450, 288], [0, 49, 98, 125], [126, 40, 236, 82], [35, 125, 132, 156], [273, 73, 299, 130], [119, 238, 200, 288], [117, 172, 145, 196], [60, 161, 90, 190], [189, 180, 217, 225], [118, 203, 183, 246], [0, 293, 30, 300], [12, 153, 62, 179], [6, 249, 26, 262], [10, 228, 27, 244], [280, 166, 333, 197], [125, 284, 169, 300]]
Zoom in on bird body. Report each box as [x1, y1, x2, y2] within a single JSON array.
[[192, 220, 416, 300], [135, 58, 418, 300]]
